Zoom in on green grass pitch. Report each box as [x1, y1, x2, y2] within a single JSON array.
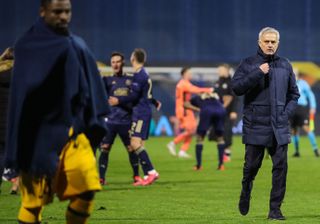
[[0, 136, 319, 224]]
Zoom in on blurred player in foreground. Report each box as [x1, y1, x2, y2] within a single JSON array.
[[5, 0, 109, 223]]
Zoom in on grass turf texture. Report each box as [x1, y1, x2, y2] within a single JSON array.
[[0, 136, 319, 224]]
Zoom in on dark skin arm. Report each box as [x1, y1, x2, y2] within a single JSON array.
[[184, 101, 200, 112], [151, 98, 162, 111], [222, 95, 233, 108]]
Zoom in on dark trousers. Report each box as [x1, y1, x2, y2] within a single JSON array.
[[242, 143, 288, 211], [223, 117, 233, 147], [208, 116, 234, 147]]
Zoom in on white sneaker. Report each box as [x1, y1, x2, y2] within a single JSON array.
[[167, 141, 176, 156], [178, 150, 191, 158]]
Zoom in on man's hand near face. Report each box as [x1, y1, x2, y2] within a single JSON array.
[[108, 96, 119, 106], [259, 63, 270, 74]]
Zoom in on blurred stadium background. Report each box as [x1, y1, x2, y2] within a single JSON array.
[[1, 0, 320, 135]]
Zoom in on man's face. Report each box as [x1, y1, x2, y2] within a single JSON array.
[[110, 55, 124, 74], [183, 69, 193, 80], [130, 53, 136, 66], [258, 32, 279, 55], [217, 66, 229, 78], [40, 0, 72, 34]]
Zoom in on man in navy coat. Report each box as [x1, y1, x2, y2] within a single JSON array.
[[231, 27, 299, 220], [5, 0, 109, 223]]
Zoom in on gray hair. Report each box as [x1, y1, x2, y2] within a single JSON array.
[[258, 27, 280, 41]]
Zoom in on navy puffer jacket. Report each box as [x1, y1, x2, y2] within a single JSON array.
[[231, 48, 300, 147]]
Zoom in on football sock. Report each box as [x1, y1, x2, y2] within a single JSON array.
[[148, 169, 157, 174], [181, 136, 192, 151], [195, 144, 203, 167], [225, 149, 231, 157], [18, 206, 43, 224], [173, 132, 189, 144], [66, 197, 94, 224], [98, 151, 109, 180], [292, 135, 299, 153], [128, 151, 140, 176], [135, 147, 154, 174], [307, 131, 318, 151], [217, 143, 225, 166]]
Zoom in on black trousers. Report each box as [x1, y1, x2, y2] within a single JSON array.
[[223, 117, 233, 147], [242, 143, 288, 211], [208, 116, 234, 147]]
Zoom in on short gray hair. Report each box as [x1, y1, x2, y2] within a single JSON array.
[[258, 27, 280, 41]]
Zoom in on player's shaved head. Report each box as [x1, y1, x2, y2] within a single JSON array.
[[41, 0, 65, 8], [40, 0, 71, 35], [132, 48, 147, 64]]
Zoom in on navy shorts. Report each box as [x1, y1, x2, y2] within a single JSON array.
[[197, 107, 226, 137], [290, 105, 309, 128], [102, 122, 131, 146], [130, 117, 151, 140]]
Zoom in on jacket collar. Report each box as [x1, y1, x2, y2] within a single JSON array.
[[257, 47, 280, 62]]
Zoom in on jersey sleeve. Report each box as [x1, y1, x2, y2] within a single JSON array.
[[185, 81, 212, 94], [102, 77, 110, 95], [151, 98, 160, 108], [117, 78, 141, 106]]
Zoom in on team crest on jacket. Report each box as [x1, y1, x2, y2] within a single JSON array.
[[112, 81, 116, 85]]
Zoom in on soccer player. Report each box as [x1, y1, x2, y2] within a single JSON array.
[[167, 67, 213, 158], [291, 71, 319, 157], [185, 92, 226, 170], [5, 0, 109, 223], [209, 64, 238, 162], [109, 48, 159, 186], [0, 47, 19, 195], [98, 52, 142, 185]]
